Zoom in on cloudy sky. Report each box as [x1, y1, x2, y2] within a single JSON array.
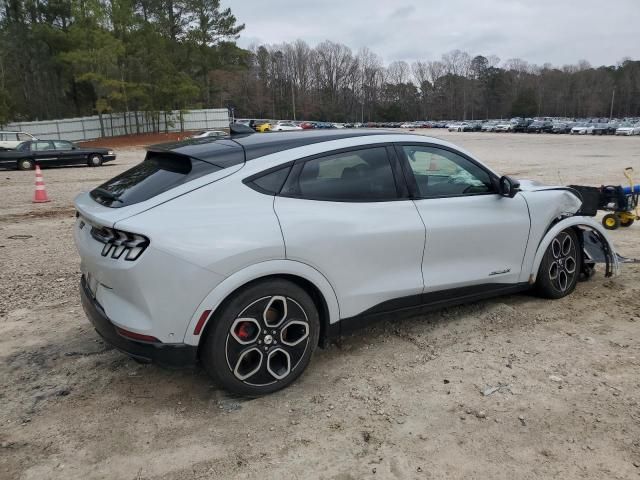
[[223, 0, 640, 67]]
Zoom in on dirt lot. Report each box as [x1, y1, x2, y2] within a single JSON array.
[[1, 131, 640, 480]]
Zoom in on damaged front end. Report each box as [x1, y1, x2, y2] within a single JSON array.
[[577, 226, 618, 279], [518, 182, 621, 283]]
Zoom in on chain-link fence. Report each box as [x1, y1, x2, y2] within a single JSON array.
[[5, 109, 230, 142]]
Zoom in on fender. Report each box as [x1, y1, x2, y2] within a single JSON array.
[[527, 216, 618, 283], [182, 259, 341, 346]]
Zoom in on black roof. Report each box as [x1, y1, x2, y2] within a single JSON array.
[[149, 130, 400, 167]]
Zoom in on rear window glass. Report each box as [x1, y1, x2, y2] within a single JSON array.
[[91, 153, 221, 208], [246, 165, 292, 195]]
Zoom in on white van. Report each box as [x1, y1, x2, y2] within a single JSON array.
[[0, 131, 37, 150]]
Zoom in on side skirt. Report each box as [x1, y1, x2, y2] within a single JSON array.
[[327, 282, 531, 339]]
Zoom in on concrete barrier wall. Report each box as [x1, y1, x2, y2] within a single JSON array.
[[5, 109, 230, 142]]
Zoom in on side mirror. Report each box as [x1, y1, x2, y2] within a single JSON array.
[[498, 175, 520, 198]]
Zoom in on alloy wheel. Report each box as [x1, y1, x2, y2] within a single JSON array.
[[224, 295, 310, 386], [547, 231, 577, 292]]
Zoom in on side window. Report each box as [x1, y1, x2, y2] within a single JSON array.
[[17, 133, 31, 141], [284, 147, 398, 201], [33, 141, 53, 151], [246, 165, 292, 195], [402, 146, 493, 198], [53, 141, 72, 150]]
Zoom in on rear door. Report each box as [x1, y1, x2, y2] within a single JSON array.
[[31, 141, 59, 165], [397, 143, 530, 293], [274, 145, 426, 319]]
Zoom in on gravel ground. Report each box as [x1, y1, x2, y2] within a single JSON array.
[[1, 131, 640, 480]]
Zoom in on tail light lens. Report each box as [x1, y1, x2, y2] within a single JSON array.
[[90, 226, 149, 261]]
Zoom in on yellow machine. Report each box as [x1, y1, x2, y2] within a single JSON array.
[[601, 167, 640, 230]]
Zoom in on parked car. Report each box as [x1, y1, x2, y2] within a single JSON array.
[[271, 121, 303, 132], [191, 130, 226, 139], [571, 123, 590, 135], [299, 122, 316, 129], [0, 131, 37, 150], [615, 122, 640, 136], [511, 118, 533, 132], [249, 120, 271, 132], [481, 121, 499, 132], [551, 122, 571, 134], [74, 128, 617, 396], [606, 122, 619, 135], [526, 121, 553, 133], [448, 122, 471, 132], [0, 140, 115, 170], [494, 122, 513, 132], [588, 123, 610, 135]]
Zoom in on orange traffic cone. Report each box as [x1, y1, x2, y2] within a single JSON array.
[[33, 164, 50, 203]]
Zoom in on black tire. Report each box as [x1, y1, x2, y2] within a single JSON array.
[[200, 278, 320, 397], [620, 217, 635, 228], [17, 158, 34, 170], [602, 213, 620, 230], [88, 154, 103, 167], [536, 229, 581, 299]]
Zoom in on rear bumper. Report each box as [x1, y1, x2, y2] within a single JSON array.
[[80, 276, 197, 366]]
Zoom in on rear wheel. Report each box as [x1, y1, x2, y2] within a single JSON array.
[[536, 229, 581, 299], [620, 217, 635, 228], [17, 158, 34, 170], [602, 213, 620, 230], [200, 279, 320, 396], [88, 154, 103, 167]]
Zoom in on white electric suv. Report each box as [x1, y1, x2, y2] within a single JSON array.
[[74, 127, 617, 396]]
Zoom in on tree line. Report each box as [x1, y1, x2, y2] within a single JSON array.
[[1, 1, 639, 127]]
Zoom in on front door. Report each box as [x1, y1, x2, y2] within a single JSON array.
[[275, 145, 426, 319], [397, 144, 531, 293]]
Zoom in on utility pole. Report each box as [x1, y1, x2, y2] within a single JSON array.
[[291, 85, 296, 121], [609, 86, 616, 120]]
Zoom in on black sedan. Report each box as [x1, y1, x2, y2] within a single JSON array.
[[0, 140, 116, 170], [526, 120, 553, 133]]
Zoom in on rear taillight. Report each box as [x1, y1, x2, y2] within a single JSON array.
[[90, 226, 149, 261]]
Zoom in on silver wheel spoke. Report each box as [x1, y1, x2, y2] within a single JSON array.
[[280, 320, 309, 347], [561, 235, 572, 256], [263, 296, 287, 328], [549, 262, 559, 280], [266, 348, 291, 380], [233, 348, 263, 381], [551, 238, 561, 258], [558, 270, 568, 291], [565, 256, 576, 274]]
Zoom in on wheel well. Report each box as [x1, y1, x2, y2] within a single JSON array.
[[196, 274, 332, 359]]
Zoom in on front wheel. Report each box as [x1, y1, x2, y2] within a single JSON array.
[[88, 154, 103, 167], [200, 279, 320, 396], [602, 213, 620, 230], [17, 158, 35, 170], [536, 229, 581, 299]]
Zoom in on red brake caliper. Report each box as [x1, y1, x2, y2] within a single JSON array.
[[236, 322, 252, 341]]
